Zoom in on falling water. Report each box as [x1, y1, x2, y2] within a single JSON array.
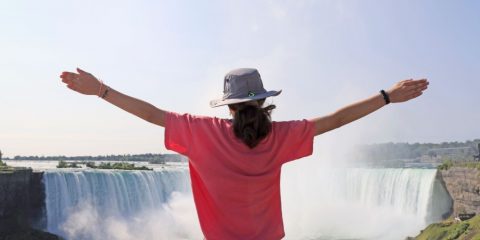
[[43, 168, 452, 240], [43, 169, 192, 239], [281, 167, 452, 239]]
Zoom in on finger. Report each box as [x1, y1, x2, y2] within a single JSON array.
[[61, 78, 71, 84], [409, 83, 429, 92], [62, 72, 80, 82], [415, 83, 429, 91], [77, 67, 89, 76], [60, 73, 70, 83], [404, 81, 426, 88], [67, 83, 78, 91], [404, 79, 428, 86], [61, 77, 73, 85], [406, 90, 424, 97], [404, 82, 429, 92], [61, 71, 77, 77], [417, 84, 429, 91]]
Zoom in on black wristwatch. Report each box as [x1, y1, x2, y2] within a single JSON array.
[[380, 90, 390, 104]]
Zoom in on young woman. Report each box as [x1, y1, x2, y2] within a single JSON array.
[[60, 68, 428, 240]]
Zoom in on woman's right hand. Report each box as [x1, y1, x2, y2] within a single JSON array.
[[61, 67, 167, 126], [60, 68, 102, 96]]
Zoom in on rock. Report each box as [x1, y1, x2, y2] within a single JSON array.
[[0, 168, 58, 239], [441, 167, 480, 217], [0, 228, 63, 240]]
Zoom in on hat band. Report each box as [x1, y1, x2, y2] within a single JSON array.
[[222, 89, 267, 100]]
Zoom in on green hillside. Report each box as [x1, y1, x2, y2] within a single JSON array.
[[415, 216, 480, 240]]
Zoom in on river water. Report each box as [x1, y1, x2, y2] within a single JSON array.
[[5, 160, 452, 240]]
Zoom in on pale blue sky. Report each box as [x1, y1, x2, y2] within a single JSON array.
[[1, 0, 479, 158]]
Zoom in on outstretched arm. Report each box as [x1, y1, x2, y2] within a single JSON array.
[[311, 79, 429, 136], [60, 68, 166, 127]]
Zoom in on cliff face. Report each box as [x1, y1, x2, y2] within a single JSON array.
[[0, 168, 48, 236], [440, 167, 480, 216]]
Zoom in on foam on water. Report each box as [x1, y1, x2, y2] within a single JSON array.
[[281, 167, 452, 239], [43, 169, 198, 239]]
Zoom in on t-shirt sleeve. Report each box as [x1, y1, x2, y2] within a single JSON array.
[[276, 119, 316, 164], [164, 111, 196, 156]]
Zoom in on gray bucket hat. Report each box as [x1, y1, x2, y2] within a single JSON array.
[[209, 68, 282, 108]]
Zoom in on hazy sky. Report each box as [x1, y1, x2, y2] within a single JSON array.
[[1, 0, 479, 158]]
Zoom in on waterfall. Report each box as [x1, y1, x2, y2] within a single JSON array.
[[43, 169, 194, 239], [42, 167, 452, 240], [281, 167, 452, 239]]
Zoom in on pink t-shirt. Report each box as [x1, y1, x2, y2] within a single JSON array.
[[164, 111, 315, 240]]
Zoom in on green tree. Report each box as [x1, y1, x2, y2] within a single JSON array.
[[57, 160, 68, 168], [0, 150, 5, 167], [86, 162, 96, 168]]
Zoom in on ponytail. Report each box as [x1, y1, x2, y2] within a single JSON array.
[[228, 99, 276, 148]]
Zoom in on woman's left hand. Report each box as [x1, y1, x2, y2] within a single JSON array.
[[386, 78, 429, 103]]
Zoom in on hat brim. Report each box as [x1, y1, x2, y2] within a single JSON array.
[[209, 90, 282, 108]]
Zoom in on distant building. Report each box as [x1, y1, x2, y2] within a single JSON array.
[[425, 147, 472, 162], [474, 143, 480, 161], [148, 154, 187, 164], [428, 147, 471, 156], [161, 154, 187, 162]]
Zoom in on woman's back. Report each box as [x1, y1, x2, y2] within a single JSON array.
[[164, 111, 315, 239]]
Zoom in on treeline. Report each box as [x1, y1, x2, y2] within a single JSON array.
[[8, 153, 186, 163], [355, 139, 480, 162], [0, 150, 13, 170], [0, 159, 7, 169], [57, 160, 152, 171]]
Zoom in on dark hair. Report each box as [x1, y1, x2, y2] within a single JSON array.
[[228, 99, 276, 148]]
